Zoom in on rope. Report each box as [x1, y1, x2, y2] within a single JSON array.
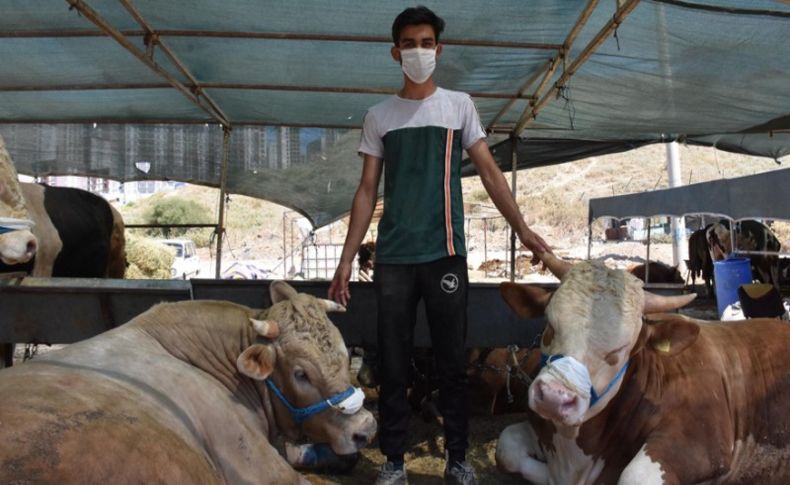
[[468, 332, 543, 404]]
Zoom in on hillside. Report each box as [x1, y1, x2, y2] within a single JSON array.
[[119, 142, 789, 278]]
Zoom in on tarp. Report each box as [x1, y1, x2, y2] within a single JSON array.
[[1, 0, 789, 226], [588, 167, 790, 223]]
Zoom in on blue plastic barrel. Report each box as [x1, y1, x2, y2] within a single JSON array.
[[713, 257, 753, 317]]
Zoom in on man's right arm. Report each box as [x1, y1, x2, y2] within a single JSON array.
[[328, 154, 383, 306]]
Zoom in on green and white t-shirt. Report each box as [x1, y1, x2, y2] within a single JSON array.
[[359, 87, 486, 264]]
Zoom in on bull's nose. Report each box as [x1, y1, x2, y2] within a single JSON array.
[[25, 239, 37, 258], [537, 381, 576, 406], [532, 380, 579, 418], [352, 432, 371, 449]]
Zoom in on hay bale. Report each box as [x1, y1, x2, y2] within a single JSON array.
[[124, 234, 174, 279]]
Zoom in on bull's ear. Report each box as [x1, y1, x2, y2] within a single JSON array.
[[237, 344, 276, 380], [499, 282, 552, 319], [644, 317, 700, 356], [270, 280, 298, 304]]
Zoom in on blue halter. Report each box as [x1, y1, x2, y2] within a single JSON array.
[[0, 226, 19, 235], [265, 379, 356, 425], [540, 353, 630, 407]]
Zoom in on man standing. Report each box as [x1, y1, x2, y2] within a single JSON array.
[[329, 6, 551, 485]]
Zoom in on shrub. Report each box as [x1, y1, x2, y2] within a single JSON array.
[[143, 197, 213, 246]]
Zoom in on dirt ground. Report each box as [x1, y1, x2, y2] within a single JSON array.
[[304, 410, 525, 485]]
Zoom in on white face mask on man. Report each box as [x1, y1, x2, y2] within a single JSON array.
[[400, 47, 436, 84]]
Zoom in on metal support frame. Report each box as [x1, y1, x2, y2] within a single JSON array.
[[486, 59, 552, 132], [125, 223, 217, 229], [118, 0, 230, 127], [510, 0, 600, 135], [513, 0, 641, 135], [215, 127, 232, 278], [63, 0, 230, 128], [645, 218, 652, 283], [0, 82, 532, 101], [509, 134, 518, 282], [0, 28, 561, 50]]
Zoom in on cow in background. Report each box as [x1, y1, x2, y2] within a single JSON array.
[[0, 136, 126, 367], [627, 261, 682, 284], [687, 224, 714, 297], [707, 219, 781, 289], [0, 139, 37, 266], [496, 254, 790, 484], [357, 240, 376, 282]]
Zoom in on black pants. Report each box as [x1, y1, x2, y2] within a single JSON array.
[[375, 256, 469, 458]]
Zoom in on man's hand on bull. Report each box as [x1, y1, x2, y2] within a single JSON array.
[[329, 261, 352, 307], [518, 226, 553, 265]]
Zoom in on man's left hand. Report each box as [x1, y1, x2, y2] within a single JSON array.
[[518, 227, 552, 265]]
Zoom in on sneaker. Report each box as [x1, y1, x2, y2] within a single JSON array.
[[375, 461, 408, 485], [444, 460, 477, 485]]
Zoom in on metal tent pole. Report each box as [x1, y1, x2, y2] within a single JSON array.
[[509, 135, 518, 282], [215, 127, 232, 278], [666, 141, 687, 266], [1, 28, 561, 50], [645, 218, 651, 283]]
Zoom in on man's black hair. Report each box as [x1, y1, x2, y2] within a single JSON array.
[[391, 6, 445, 45]]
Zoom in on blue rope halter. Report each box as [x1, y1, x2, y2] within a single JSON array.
[[540, 353, 630, 407], [265, 379, 356, 425]]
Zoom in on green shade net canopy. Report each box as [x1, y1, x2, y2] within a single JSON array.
[[1, 0, 789, 227]]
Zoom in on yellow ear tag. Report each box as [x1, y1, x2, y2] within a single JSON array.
[[654, 338, 672, 353]]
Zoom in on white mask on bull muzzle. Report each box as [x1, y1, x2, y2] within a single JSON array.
[[400, 47, 436, 84], [543, 355, 592, 401], [0, 217, 35, 231], [332, 387, 365, 415]]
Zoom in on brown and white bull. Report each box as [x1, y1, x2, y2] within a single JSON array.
[[495, 254, 790, 484], [0, 281, 376, 484]]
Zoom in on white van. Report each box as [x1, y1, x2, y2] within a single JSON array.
[[159, 239, 201, 279]]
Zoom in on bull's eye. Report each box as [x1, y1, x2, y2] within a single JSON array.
[[294, 368, 310, 383], [604, 345, 628, 365]]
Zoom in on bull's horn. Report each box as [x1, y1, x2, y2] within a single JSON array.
[[251, 318, 280, 339], [319, 299, 347, 313], [643, 292, 696, 314], [539, 252, 573, 280]]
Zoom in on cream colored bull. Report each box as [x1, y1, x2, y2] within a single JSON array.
[[0, 281, 376, 484]]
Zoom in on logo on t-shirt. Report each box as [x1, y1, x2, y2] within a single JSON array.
[[440, 273, 460, 294]]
